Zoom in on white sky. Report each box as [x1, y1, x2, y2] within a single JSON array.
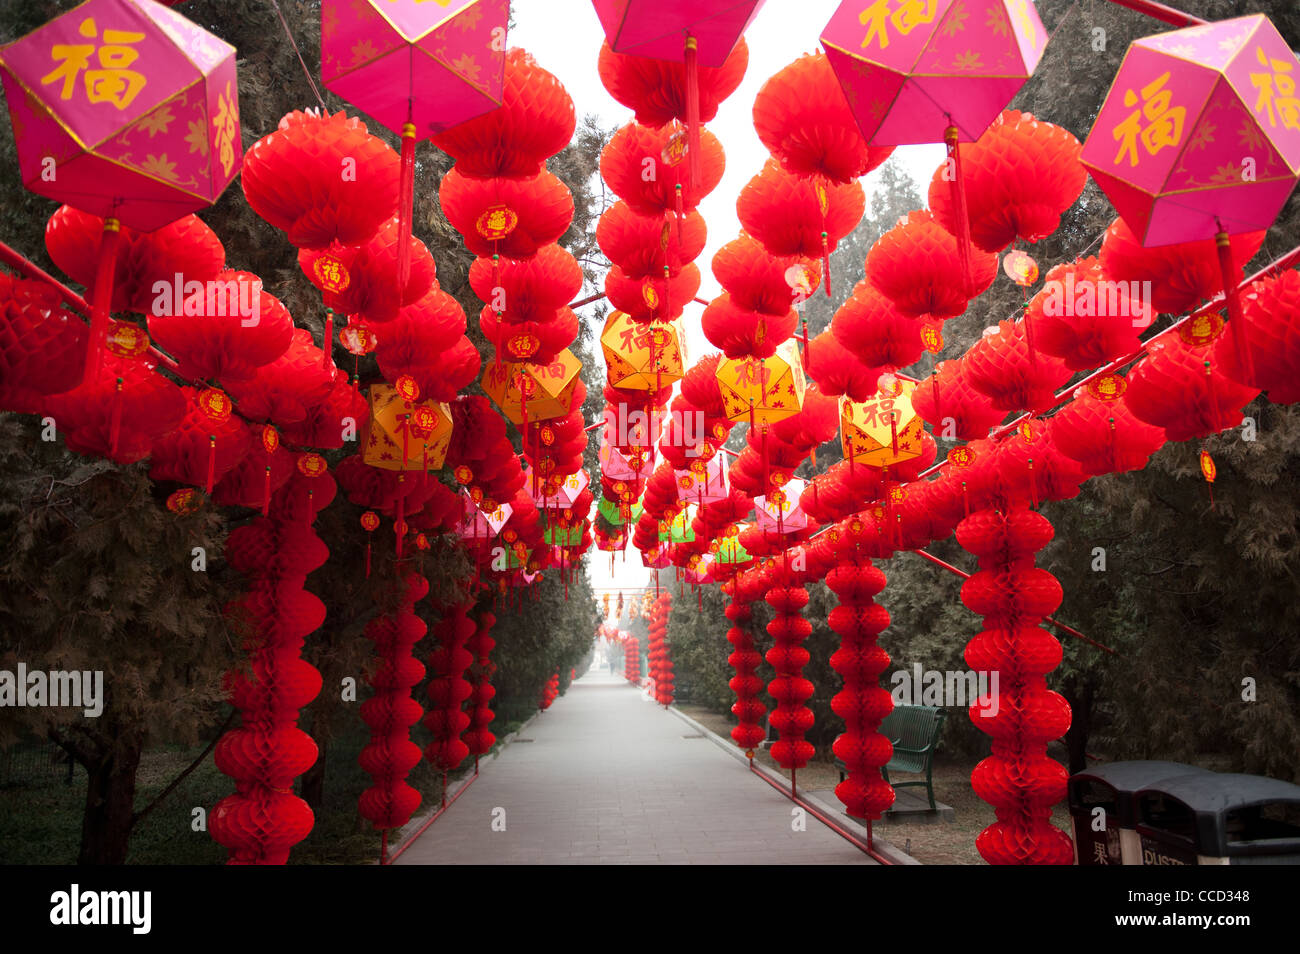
[[511, 0, 945, 597]]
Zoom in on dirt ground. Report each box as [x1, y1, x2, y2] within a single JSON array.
[[676, 703, 1073, 865]]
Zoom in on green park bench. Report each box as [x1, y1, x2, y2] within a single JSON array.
[[837, 705, 948, 811]]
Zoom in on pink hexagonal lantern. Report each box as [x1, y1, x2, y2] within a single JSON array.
[[820, 0, 1048, 145], [755, 477, 810, 533], [1, 0, 241, 377], [457, 489, 512, 541], [321, 0, 508, 285], [1081, 14, 1300, 379], [1081, 14, 1300, 247], [0, 0, 241, 229], [674, 453, 729, 504], [321, 0, 507, 137]]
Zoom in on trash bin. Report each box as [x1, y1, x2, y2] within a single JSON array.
[[1069, 761, 1211, 865], [1135, 773, 1300, 865]]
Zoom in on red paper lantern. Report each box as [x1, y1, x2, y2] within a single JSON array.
[[1027, 257, 1151, 371], [45, 205, 225, 314], [965, 320, 1072, 413], [298, 217, 437, 323], [700, 294, 797, 359], [47, 346, 185, 464], [0, 272, 86, 413], [225, 329, 336, 426], [830, 279, 926, 371], [712, 235, 820, 315], [598, 38, 748, 129], [737, 159, 864, 261], [1099, 218, 1265, 316], [469, 243, 582, 324], [600, 121, 725, 215], [1214, 269, 1300, 404], [956, 504, 1073, 865], [753, 52, 894, 184], [826, 560, 894, 819], [1125, 328, 1259, 442], [241, 109, 399, 250], [866, 210, 997, 318], [440, 168, 575, 260], [912, 359, 1006, 440], [1052, 375, 1166, 476], [928, 111, 1086, 253], [598, 201, 707, 279], [148, 270, 293, 383], [432, 48, 576, 179]]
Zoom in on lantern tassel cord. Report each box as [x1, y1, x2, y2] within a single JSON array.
[[1214, 229, 1254, 383], [269, 0, 327, 108], [684, 33, 701, 192], [942, 126, 973, 298], [88, 218, 122, 383], [397, 120, 417, 289]]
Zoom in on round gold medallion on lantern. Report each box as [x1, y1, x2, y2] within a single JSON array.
[[840, 374, 925, 468], [716, 339, 807, 424], [600, 311, 686, 391], [481, 348, 581, 425]]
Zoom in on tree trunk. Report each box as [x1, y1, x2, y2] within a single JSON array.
[[301, 737, 326, 813], [1063, 680, 1093, 776], [77, 727, 143, 865]]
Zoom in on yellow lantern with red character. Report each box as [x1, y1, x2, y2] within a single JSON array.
[[600, 311, 686, 392], [481, 348, 581, 426], [840, 375, 925, 469], [716, 339, 806, 425], [361, 382, 452, 471]]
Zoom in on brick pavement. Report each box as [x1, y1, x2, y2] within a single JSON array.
[[393, 667, 876, 865]]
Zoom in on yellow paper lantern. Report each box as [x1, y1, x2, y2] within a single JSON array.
[[361, 383, 452, 471], [600, 311, 686, 392], [716, 339, 806, 425], [481, 348, 581, 426], [840, 377, 925, 469]]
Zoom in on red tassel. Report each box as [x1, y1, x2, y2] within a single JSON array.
[[1028, 458, 1038, 508], [262, 465, 271, 516], [683, 34, 701, 193], [821, 230, 831, 298], [801, 317, 810, 375], [944, 125, 974, 297], [109, 376, 124, 457], [1215, 229, 1253, 382], [88, 218, 122, 384], [365, 541, 372, 579], [206, 435, 216, 494], [674, 183, 684, 242], [397, 122, 417, 289]]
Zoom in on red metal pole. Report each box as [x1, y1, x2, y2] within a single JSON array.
[[1102, 0, 1206, 28], [907, 548, 1120, 656]]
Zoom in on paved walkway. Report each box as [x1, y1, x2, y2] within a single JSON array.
[[394, 667, 875, 865]]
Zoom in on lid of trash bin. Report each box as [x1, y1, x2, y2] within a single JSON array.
[[1068, 762, 1210, 824], [1136, 773, 1300, 857]]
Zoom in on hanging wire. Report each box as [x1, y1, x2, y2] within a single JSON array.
[[269, 0, 327, 110]]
